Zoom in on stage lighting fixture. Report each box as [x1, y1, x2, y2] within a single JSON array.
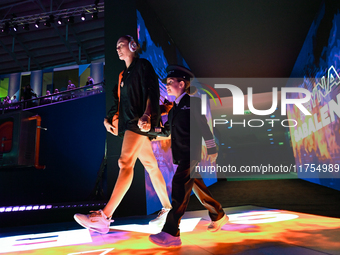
[[68, 16, 74, 24], [92, 11, 98, 20], [2, 22, 10, 33], [13, 23, 18, 32], [35, 19, 40, 28], [44, 19, 51, 27], [81, 12, 86, 21], [49, 14, 55, 23], [23, 23, 30, 31], [57, 16, 62, 25]]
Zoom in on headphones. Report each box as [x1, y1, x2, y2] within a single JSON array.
[[126, 35, 137, 52]]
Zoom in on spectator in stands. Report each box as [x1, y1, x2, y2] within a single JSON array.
[[53, 89, 61, 102], [23, 84, 37, 100], [46, 90, 52, 101], [19, 96, 25, 109], [41, 90, 52, 105], [23, 84, 37, 108], [66, 80, 77, 100], [3, 96, 11, 104], [10, 95, 19, 109], [86, 76, 94, 86], [11, 95, 18, 103], [67, 80, 76, 90], [88, 76, 102, 93], [2, 96, 11, 111]]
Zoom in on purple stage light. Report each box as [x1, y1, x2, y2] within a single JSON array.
[[0, 202, 106, 213]]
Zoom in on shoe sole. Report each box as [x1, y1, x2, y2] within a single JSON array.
[[149, 236, 182, 247], [74, 215, 110, 234], [149, 220, 166, 226], [207, 215, 229, 232]]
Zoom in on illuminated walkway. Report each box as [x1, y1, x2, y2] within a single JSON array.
[[1, 206, 340, 254]]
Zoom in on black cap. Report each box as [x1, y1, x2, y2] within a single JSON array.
[[164, 65, 194, 82]]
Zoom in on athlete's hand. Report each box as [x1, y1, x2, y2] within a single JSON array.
[[104, 118, 116, 136], [138, 114, 151, 132]]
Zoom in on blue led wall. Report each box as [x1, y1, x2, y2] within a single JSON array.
[[286, 1, 340, 191]]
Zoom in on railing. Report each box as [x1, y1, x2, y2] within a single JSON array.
[[0, 82, 105, 114]]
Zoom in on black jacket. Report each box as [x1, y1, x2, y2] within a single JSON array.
[[107, 58, 161, 138], [163, 94, 216, 164]]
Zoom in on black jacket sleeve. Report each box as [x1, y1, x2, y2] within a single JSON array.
[[191, 97, 217, 155], [141, 59, 161, 129], [106, 83, 119, 123]]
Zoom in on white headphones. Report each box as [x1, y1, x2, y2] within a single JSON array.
[[126, 35, 137, 52]]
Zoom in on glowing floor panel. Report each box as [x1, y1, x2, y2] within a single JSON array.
[[0, 229, 92, 253], [1, 206, 340, 255]]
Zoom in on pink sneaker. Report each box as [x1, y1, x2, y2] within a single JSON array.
[[74, 210, 113, 234], [207, 214, 229, 232], [149, 231, 182, 247], [149, 208, 170, 227]]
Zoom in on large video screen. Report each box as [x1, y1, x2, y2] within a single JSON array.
[[286, 3, 340, 191]]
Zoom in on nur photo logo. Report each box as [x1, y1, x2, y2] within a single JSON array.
[[194, 78, 320, 129], [198, 83, 223, 116]]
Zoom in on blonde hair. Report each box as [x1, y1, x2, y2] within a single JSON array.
[[175, 78, 197, 95]]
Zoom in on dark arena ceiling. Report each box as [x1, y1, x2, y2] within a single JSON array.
[[0, 0, 324, 80], [0, 0, 105, 75]]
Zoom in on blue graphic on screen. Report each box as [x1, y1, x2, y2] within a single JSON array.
[[286, 2, 340, 191]]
